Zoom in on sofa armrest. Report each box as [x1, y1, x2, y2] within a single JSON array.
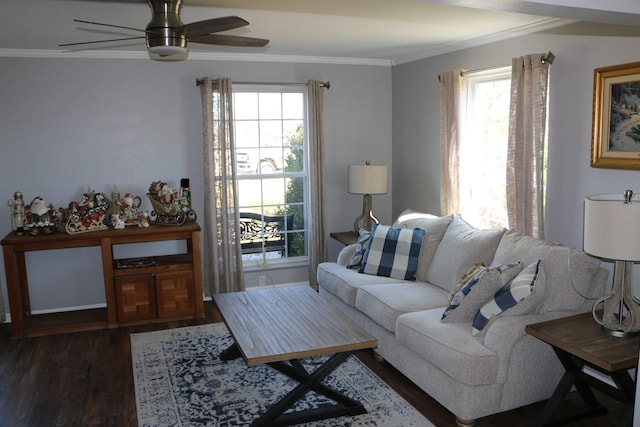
[[483, 311, 577, 384], [337, 244, 358, 266]]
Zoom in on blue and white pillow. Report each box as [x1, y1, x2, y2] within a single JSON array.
[[440, 263, 521, 323], [472, 260, 545, 336], [347, 229, 372, 269], [359, 224, 425, 281]]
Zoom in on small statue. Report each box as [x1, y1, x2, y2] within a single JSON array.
[[12, 192, 25, 234], [119, 193, 142, 225], [138, 211, 150, 228], [111, 213, 126, 229]]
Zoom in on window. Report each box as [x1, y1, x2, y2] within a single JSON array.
[[459, 67, 511, 229], [233, 86, 308, 266]]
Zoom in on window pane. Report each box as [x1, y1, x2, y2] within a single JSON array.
[[258, 93, 282, 119], [461, 69, 510, 230], [234, 86, 308, 268], [283, 93, 304, 119], [235, 120, 259, 148], [234, 93, 258, 119]]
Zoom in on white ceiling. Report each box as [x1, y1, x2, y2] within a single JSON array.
[[3, 0, 640, 65]]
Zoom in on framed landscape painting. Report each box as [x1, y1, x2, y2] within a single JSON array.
[[591, 61, 640, 170]]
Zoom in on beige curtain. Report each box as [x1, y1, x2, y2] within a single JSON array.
[[199, 77, 245, 294], [506, 54, 550, 239], [307, 80, 327, 290], [439, 69, 467, 216]]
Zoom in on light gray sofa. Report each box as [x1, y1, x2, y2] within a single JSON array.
[[317, 211, 608, 426]]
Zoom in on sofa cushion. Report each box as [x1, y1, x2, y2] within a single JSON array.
[[317, 262, 401, 307], [396, 309, 499, 386], [441, 263, 521, 323], [393, 210, 454, 281], [472, 260, 546, 336], [360, 224, 425, 281], [355, 282, 450, 332], [491, 229, 602, 313], [426, 215, 506, 292], [347, 229, 372, 269]]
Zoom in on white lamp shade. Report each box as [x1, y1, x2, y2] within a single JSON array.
[[584, 193, 640, 261], [348, 164, 388, 195]]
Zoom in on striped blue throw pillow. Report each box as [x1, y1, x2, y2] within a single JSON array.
[[347, 229, 372, 269], [472, 260, 545, 336], [359, 224, 425, 281]]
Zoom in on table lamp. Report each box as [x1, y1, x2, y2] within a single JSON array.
[[584, 190, 640, 337], [348, 162, 388, 231]]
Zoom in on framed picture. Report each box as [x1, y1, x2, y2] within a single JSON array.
[[591, 61, 640, 169]]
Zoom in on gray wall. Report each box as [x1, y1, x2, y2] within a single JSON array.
[[0, 56, 392, 313]]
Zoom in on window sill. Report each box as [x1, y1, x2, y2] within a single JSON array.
[[242, 257, 309, 272]]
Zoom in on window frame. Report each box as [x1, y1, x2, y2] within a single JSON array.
[[232, 84, 310, 268], [459, 66, 512, 230]]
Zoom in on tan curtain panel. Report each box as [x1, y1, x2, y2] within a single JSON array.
[[506, 54, 550, 239], [307, 80, 327, 290], [199, 77, 244, 294], [439, 69, 467, 216]]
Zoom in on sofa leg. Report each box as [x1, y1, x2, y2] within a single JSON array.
[[455, 417, 475, 427], [372, 350, 385, 363]]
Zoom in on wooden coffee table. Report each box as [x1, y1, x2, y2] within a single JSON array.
[[213, 285, 378, 427]]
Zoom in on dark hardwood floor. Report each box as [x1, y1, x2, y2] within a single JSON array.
[[0, 301, 628, 426]]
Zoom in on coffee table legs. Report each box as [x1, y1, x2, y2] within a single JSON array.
[[219, 345, 367, 426]]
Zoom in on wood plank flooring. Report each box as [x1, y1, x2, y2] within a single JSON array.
[[0, 301, 628, 426]]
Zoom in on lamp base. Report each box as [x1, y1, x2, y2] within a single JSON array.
[[601, 324, 640, 338], [592, 260, 640, 337], [353, 194, 379, 232]]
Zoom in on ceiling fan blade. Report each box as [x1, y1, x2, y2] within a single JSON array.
[[73, 19, 146, 34], [181, 16, 249, 37], [59, 36, 146, 47], [189, 34, 269, 47]]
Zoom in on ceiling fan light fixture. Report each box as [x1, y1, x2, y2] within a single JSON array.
[[146, 33, 187, 57], [147, 44, 187, 57]]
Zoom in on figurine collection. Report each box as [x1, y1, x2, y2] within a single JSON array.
[[7, 179, 195, 235]]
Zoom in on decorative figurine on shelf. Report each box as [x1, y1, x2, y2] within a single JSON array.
[[147, 180, 197, 226], [62, 188, 110, 234], [24, 196, 57, 235], [111, 213, 126, 229], [107, 184, 121, 217], [138, 211, 150, 228], [119, 193, 142, 225], [8, 192, 25, 234], [180, 178, 191, 212]]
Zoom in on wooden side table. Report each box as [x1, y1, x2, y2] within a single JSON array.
[[526, 312, 639, 427], [329, 231, 359, 246]]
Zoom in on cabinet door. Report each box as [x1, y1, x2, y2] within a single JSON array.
[[114, 274, 156, 322], [155, 271, 195, 318]]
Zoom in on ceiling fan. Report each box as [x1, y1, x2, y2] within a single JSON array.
[[60, 0, 269, 57]]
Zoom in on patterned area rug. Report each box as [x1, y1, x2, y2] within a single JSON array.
[[131, 322, 433, 426]]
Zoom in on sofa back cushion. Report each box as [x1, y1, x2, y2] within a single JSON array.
[[426, 215, 506, 292], [393, 210, 453, 282], [491, 229, 604, 313]]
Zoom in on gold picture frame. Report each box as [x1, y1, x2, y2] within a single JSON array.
[[592, 61, 640, 169]]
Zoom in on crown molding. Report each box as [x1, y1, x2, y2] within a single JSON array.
[[393, 17, 569, 65]]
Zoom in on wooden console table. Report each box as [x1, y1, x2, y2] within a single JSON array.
[[2, 223, 204, 338]]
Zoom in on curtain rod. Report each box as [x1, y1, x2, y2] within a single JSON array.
[[195, 78, 330, 89], [438, 51, 555, 82]]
